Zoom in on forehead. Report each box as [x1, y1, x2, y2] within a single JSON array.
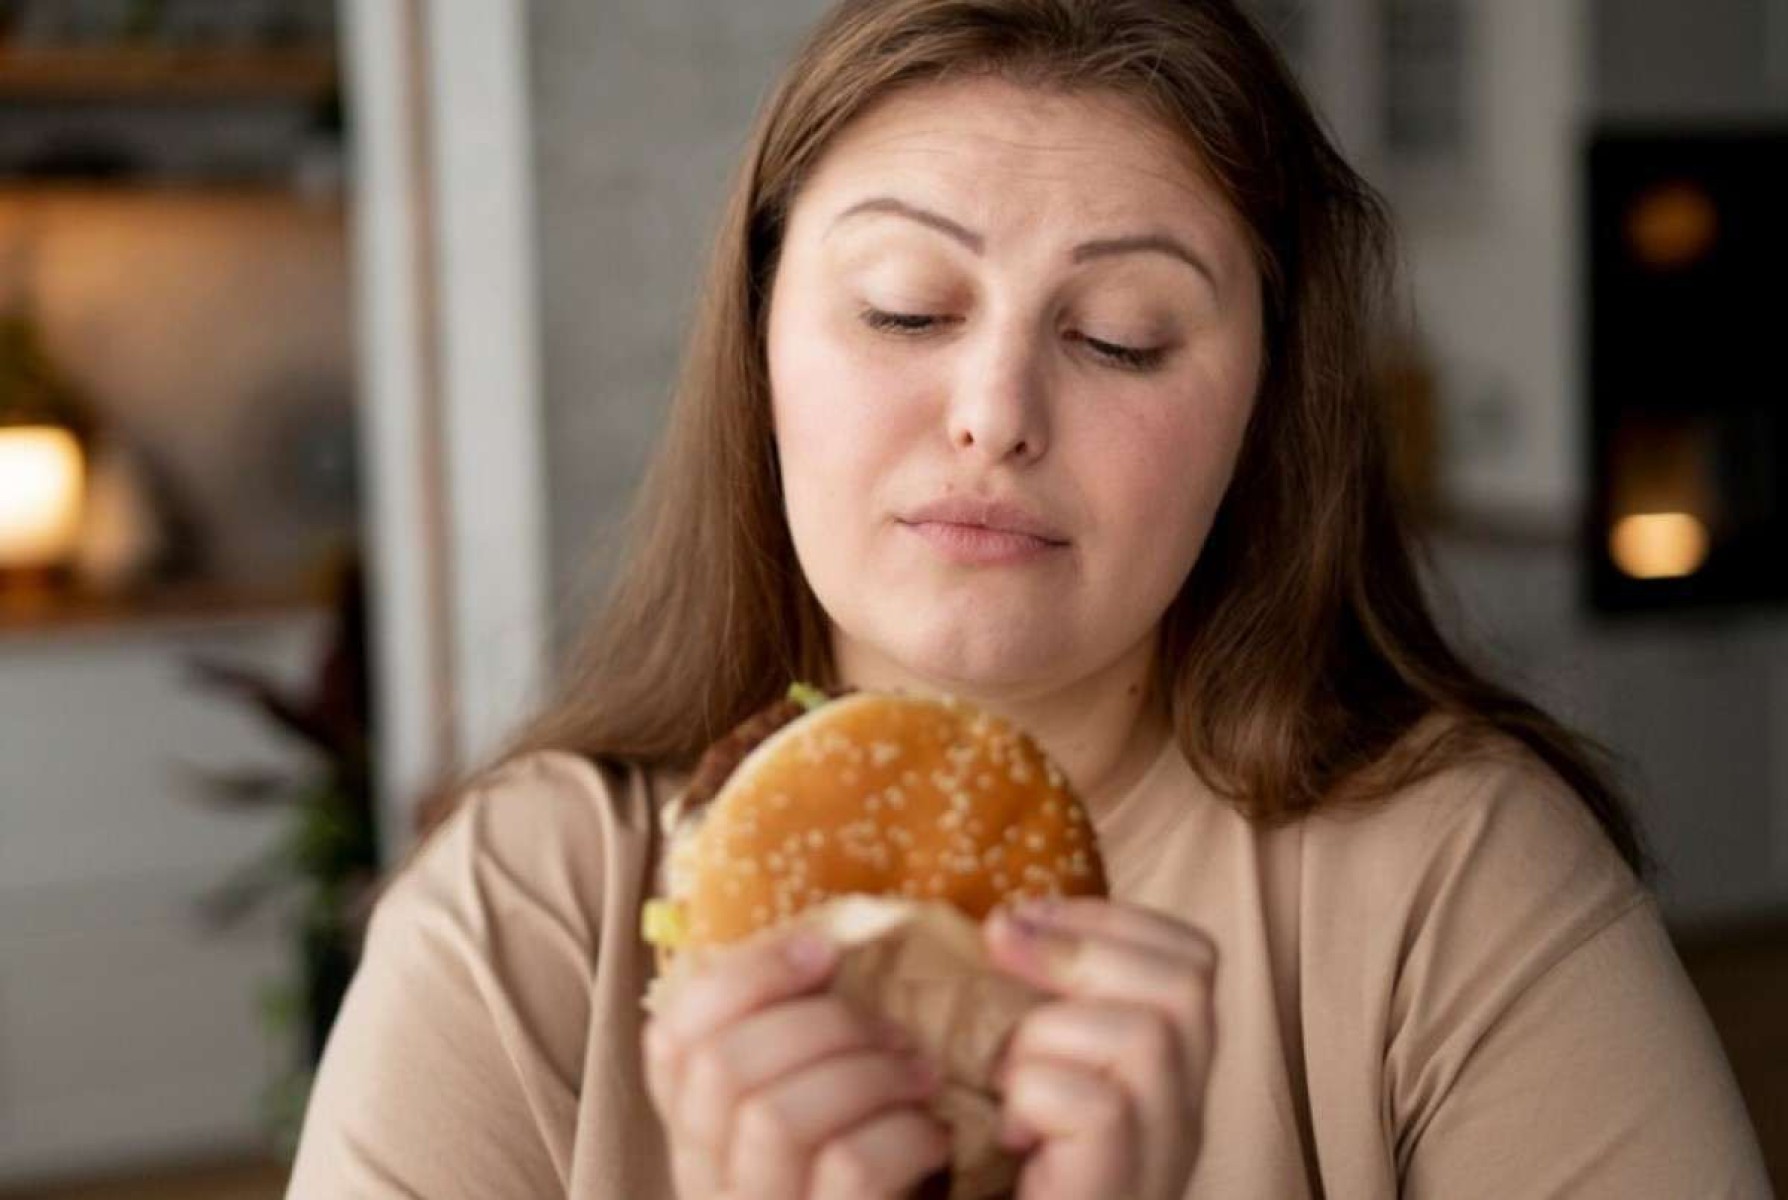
[[793, 75, 1242, 243]]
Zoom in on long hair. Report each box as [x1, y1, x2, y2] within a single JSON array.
[[420, 0, 1647, 876]]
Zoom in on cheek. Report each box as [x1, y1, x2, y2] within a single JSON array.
[[769, 302, 928, 498], [1083, 383, 1253, 564]]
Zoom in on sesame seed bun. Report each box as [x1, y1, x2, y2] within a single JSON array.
[[663, 691, 1108, 952]]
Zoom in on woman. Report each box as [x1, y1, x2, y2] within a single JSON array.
[[288, 1, 1771, 1197]]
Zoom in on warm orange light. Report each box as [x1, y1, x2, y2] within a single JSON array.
[[1610, 512, 1710, 580], [0, 425, 85, 568], [1626, 181, 1719, 270]]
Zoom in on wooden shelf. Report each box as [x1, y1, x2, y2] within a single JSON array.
[[0, 45, 337, 102], [0, 580, 323, 642]]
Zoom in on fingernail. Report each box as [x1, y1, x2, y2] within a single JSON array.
[[996, 906, 1038, 940], [1012, 896, 1058, 924], [783, 931, 837, 973], [997, 909, 1078, 979]]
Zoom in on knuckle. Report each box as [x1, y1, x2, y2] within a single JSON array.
[[1122, 1011, 1177, 1068], [811, 1141, 877, 1196], [1085, 1076, 1131, 1137], [735, 1093, 797, 1154], [683, 1042, 740, 1103], [642, 1023, 682, 1105], [1185, 931, 1219, 978], [1167, 967, 1213, 1017]]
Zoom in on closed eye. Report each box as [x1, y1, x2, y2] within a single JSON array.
[[860, 306, 953, 335], [861, 307, 1169, 372], [1071, 331, 1168, 372]]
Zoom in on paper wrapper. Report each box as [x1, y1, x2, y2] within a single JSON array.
[[645, 896, 1043, 1200]]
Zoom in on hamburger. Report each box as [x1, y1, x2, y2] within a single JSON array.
[[642, 683, 1109, 1199], [643, 683, 1107, 958]]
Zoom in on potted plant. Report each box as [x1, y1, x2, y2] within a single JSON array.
[[184, 545, 380, 1156]]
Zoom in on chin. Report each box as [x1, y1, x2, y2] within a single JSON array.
[[874, 620, 1080, 696]]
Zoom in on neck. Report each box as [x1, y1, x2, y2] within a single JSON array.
[[831, 632, 1173, 819]]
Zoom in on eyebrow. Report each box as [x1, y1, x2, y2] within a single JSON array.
[[830, 195, 1218, 291]]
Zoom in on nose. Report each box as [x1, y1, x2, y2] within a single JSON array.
[[946, 327, 1050, 465]]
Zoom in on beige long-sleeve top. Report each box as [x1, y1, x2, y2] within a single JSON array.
[[286, 734, 1772, 1198]]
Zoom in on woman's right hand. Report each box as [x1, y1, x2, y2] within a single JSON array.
[[642, 927, 952, 1199]]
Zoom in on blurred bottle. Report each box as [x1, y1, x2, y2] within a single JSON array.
[[1376, 331, 1442, 525]]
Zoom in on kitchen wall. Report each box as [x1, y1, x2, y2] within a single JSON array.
[[528, 0, 831, 644], [0, 189, 355, 591], [0, 189, 353, 1183]]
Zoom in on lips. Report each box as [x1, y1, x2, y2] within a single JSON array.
[[896, 496, 1069, 544]]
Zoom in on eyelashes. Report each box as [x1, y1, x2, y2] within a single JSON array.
[[1065, 330, 1167, 372], [860, 307, 947, 335], [858, 306, 1169, 373]]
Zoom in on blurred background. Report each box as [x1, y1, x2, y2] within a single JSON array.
[[0, 1, 1781, 1196]]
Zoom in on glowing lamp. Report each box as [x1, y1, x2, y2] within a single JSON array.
[[0, 424, 85, 569], [1609, 512, 1710, 581]]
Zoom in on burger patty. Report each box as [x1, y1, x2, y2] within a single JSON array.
[[680, 686, 855, 814]]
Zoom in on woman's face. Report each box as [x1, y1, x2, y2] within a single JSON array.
[[767, 77, 1263, 697]]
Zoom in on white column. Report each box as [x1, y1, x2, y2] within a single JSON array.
[[341, 0, 455, 863], [423, 0, 550, 774], [341, 0, 549, 860]]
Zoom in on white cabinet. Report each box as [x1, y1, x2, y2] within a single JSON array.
[[0, 609, 324, 1187]]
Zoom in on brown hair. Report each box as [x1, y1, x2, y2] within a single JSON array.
[[421, 0, 1648, 876]]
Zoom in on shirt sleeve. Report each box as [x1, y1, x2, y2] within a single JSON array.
[[1387, 758, 1772, 1199], [285, 756, 608, 1199]]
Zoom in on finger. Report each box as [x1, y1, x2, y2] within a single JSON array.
[[643, 929, 838, 1105], [1006, 897, 1218, 969], [656, 928, 839, 1045], [808, 1108, 953, 1200], [676, 995, 908, 1151], [1000, 1001, 1203, 1197], [1000, 1000, 1187, 1129], [727, 1050, 942, 1196], [986, 907, 1217, 1033], [666, 1141, 726, 1200], [999, 1056, 1137, 1198]]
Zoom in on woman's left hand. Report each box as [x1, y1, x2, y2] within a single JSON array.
[[983, 897, 1218, 1200]]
